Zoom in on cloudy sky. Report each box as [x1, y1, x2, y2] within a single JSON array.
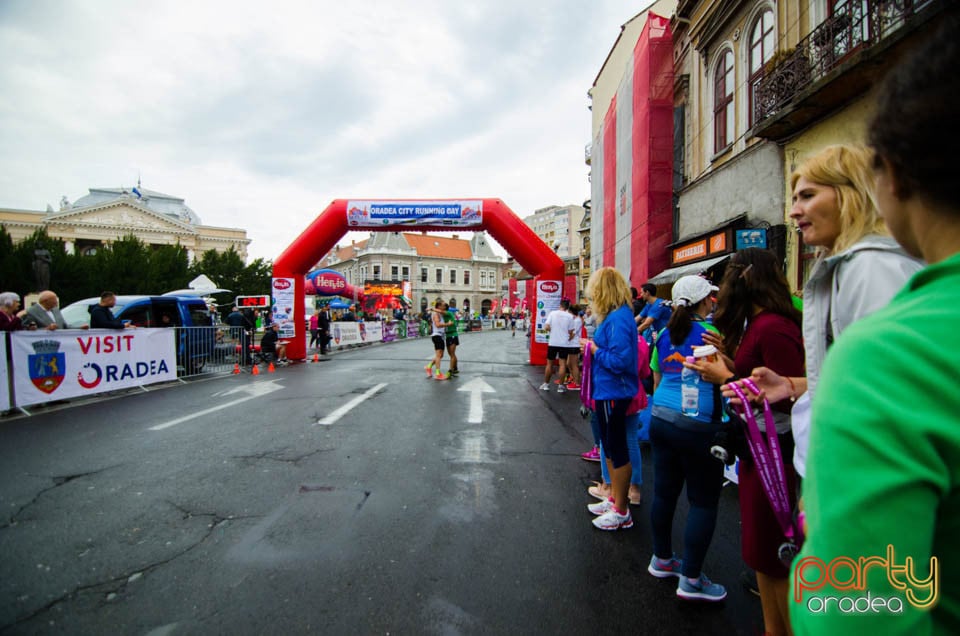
[[0, 0, 654, 261]]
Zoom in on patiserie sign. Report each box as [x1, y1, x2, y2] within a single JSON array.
[[345, 200, 483, 227]]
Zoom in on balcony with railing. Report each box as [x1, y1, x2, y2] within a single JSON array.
[[753, 0, 947, 141]]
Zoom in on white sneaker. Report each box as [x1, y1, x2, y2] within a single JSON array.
[[588, 499, 615, 516], [557, 385, 567, 393], [592, 507, 633, 530], [539, 383, 551, 391]]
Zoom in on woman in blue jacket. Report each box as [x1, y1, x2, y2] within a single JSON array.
[[581, 267, 639, 530], [647, 275, 728, 602]]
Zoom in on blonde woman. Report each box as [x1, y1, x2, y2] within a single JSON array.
[[581, 267, 639, 530], [726, 145, 923, 479]]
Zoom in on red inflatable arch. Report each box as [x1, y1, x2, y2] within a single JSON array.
[[272, 198, 565, 364]]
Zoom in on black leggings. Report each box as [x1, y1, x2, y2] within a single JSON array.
[[595, 398, 632, 468]]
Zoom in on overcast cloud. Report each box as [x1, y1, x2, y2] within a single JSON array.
[[0, 0, 653, 261]]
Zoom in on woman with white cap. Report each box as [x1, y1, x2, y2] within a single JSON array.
[[646, 274, 728, 602]]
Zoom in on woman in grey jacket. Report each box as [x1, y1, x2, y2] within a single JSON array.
[[724, 145, 922, 478]]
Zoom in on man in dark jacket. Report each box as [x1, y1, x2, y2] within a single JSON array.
[[89, 292, 132, 329], [317, 307, 331, 355], [225, 306, 252, 365]]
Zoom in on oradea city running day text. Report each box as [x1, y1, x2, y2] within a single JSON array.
[[76, 334, 170, 390], [793, 545, 939, 616]]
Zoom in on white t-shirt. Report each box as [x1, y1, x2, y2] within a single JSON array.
[[545, 309, 575, 347], [571, 316, 583, 343]]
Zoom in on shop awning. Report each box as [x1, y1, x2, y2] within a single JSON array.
[[647, 254, 730, 286]]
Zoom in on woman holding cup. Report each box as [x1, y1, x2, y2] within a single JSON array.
[[688, 248, 804, 635]]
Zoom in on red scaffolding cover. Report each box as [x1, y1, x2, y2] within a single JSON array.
[[594, 13, 673, 287]]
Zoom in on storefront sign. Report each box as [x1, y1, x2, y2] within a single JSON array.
[[736, 229, 767, 249], [673, 240, 707, 264], [672, 230, 731, 265]]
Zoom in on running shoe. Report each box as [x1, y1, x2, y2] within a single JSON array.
[[566, 382, 581, 390], [677, 574, 727, 602], [539, 383, 551, 391], [648, 554, 683, 579], [592, 507, 632, 530], [433, 372, 448, 381], [449, 368, 459, 376], [587, 498, 615, 515], [580, 447, 601, 462], [557, 385, 566, 393], [425, 362, 434, 378]]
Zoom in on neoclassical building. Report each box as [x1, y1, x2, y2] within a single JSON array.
[[0, 185, 249, 260]]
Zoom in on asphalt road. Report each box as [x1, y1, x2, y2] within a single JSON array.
[[0, 328, 763, 635]]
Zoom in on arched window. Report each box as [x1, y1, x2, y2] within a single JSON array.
[[713, 49, 735, 153], [748, 8, 775, 128]]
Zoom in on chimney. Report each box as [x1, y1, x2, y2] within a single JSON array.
[[452, 235, 459, 241]]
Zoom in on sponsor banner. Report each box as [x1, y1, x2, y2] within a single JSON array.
[[271, 278, 296, 339], [403, 320, 420, 339], [330, 322, 361, 347], [534, 280, 562, 344], [345, 200, 482, 227], [1, 336, 9, 410], [361, 322, 383, 343], [10, 329, 176, 408]]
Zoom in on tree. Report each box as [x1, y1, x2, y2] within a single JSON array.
[[189, 246, 271, 297]]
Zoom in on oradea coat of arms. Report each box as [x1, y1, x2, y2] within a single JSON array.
[[29, 339, 66, 394]]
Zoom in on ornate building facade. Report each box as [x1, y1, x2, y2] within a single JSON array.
[[0, 185, 250, 261]]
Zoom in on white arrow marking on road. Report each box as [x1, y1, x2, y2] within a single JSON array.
[[316, 383, 388, 426], [149, 380, 285, 431], [457, 377, 496, 424]]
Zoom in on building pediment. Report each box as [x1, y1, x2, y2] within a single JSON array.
[[45, 200, 198, 234]]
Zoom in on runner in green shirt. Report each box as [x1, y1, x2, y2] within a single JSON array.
[[444, 303, 460, 376]]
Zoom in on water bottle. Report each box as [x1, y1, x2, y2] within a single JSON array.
[[681, 355, 700, 417]]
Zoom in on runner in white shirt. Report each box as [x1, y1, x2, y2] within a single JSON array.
[[565, 304, 583, 389], [539, 299, 576, 393]]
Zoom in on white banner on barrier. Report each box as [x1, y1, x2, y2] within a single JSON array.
[[331, 322, 360, 347], [10, 329, 177, 408], [362, 322, 383, 343], [1, 336, 9, 410]]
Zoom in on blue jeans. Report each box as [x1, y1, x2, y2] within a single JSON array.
[[589, 410, 601, 448], [649, 414, 724, 578], [599, 413, 642, 485]]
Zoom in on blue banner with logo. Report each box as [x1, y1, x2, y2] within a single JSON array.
[[736, 229, 767, 250]]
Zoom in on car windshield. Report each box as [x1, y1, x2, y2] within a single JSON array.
[[60, 300, 127, 328]]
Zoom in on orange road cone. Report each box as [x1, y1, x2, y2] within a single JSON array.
[[312, 353, 320, 363], [251, 364, 260, 375], [267, 362, 275, 373], [232, 363, 240, 374]]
